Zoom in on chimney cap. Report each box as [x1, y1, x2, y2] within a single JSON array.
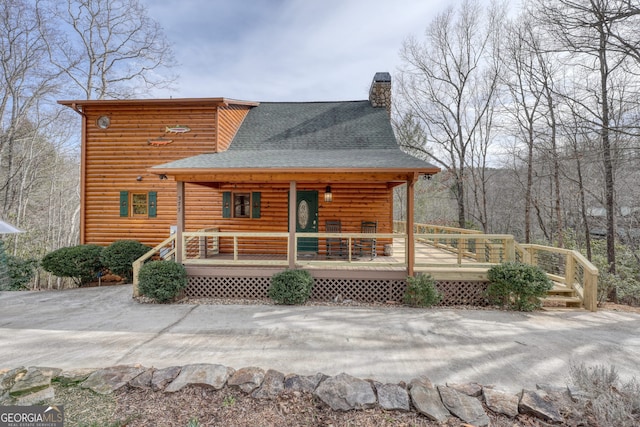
[[373, 72, 391, 83]]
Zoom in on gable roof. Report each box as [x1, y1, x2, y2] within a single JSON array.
[[152, 100, 438, 173]]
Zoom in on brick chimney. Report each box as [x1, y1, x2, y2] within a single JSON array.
[[369, 72, 391, 116]]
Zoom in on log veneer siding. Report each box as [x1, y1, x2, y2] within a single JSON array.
[[79, 102, 252, 246]]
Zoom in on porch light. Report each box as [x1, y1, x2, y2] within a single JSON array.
[[159, 174, 168, 180], [324, 185, 333, 202]]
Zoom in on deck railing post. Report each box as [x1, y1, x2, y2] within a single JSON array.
[[176, 181, 185, 264], [233, 236, 238, 261], [505, 237, 515, 263], [565, 253, 576, 289], [406, 174, 417, 277], [585, 271, 598, 312]]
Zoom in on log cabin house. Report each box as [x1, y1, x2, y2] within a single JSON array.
[[58, 73, 445, 301], [58, 73, 598, 309]]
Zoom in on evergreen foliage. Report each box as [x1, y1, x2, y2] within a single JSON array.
[[41, 244, 104, 287], [486, 262, 553, 311], [100, 240, 150, 282], [138, 261, 187, 303], [268, 269, 314, 305], [404, 273, 442, 307]]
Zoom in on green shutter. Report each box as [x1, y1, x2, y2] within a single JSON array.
[[148, 191, 157, 218], [252, 192, 261, 218], [222, 192, 231, 218], [119, 191, 129, 217]]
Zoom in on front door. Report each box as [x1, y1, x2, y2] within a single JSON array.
[[295, 190, 318, 253]]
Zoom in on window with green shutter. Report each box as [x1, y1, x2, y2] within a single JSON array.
[[120, 191, 158, 218]]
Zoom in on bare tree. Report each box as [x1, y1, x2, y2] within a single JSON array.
[[39, 0, 174, 99], [500, 18, 545, 242], [397, 0, 505, 228], [0, 0, 62, 251], [533, 0, 640, 277]]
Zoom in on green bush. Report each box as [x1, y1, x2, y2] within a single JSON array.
[[101, 240, 150, 282], [41, 244, 104, 287], [7, 255, 38, 290], [138, 261, 187, 303], [268, 269, 314, 305], [486, 261, 553, 311], [404, 273, 442, 307]]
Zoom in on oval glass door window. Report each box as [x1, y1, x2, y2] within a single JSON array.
[[298, 200, 309, 229]]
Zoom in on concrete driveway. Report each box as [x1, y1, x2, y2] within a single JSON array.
[[1, 285, 639, 392]]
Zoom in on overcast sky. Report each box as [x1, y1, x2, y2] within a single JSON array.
[[144, 0, 451, 102]]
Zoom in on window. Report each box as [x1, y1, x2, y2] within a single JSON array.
[[223, 191, 261, 219], [131, 193, 148, 216], [120, 191, 157, 218]]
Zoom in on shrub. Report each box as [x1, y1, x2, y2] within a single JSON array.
[[486, 261, 553, 311], [568, 363, 640, 427], [101, 240, 150, 282], [41, 244, 104, 287], [404, 273, 442, 307], [7, 255, 38, 290], [138, 261, 187, 303], [268, 269, 314, 305], [0, 240, 8, 291]]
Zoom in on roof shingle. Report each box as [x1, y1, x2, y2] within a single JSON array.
[[152, 100, 437, 171]]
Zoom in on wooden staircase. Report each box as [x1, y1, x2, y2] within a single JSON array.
[[542, 283, 583, 309]]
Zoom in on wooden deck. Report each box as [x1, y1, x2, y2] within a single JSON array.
[[133, 225, 599, 310]]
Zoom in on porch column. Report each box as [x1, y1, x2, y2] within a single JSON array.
[[288, 181, 297, 269], [176, 181, 185, 264], [407, 174, 417, 277]]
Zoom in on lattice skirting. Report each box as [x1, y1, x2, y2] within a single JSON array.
[[186, 276, 490, 306]]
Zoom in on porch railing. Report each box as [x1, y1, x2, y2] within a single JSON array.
[[132, 222, 599, 311], [132, 234, 177, 297], [516, 243, 598, 312], [397, 221, 598, 311]]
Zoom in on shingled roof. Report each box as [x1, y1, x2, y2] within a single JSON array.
[[152, 100, 437, 171]]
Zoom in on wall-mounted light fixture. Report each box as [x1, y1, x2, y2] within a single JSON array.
[[324, 185, 333, 202], [159, 174, 168, 180], [136, 176, 143, 182]]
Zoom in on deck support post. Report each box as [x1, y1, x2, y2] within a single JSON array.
[[176, 181, 185, 264], [289, 181, 297, 269], [407, 173, 417, 277]]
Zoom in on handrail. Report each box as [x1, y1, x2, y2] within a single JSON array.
[[393, 220, 478, 235], [132, 234, 177, 297], [520, 243, 599, 311], [397, 221, 599, 311]]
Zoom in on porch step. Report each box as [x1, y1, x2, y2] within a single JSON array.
[[542, 283, 582, 308], [542, 295, 583, 309]]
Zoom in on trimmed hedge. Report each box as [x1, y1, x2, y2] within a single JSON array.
[[101, 240, 150, 282], [486, 262, 553, 311], [268, 269, 314, 305], [41, 244, 104, 287], [138, 261, 187, 303]]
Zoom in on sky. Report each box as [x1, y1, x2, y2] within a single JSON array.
[[144, 0, 451, 102]]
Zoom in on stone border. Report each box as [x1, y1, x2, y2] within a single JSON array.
[[0, 364, 578, 425]]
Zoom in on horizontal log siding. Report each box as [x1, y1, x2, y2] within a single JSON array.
[[217, 105, 251, 152], [212, 182, 393, 255], [82, 104, 249, 246]]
